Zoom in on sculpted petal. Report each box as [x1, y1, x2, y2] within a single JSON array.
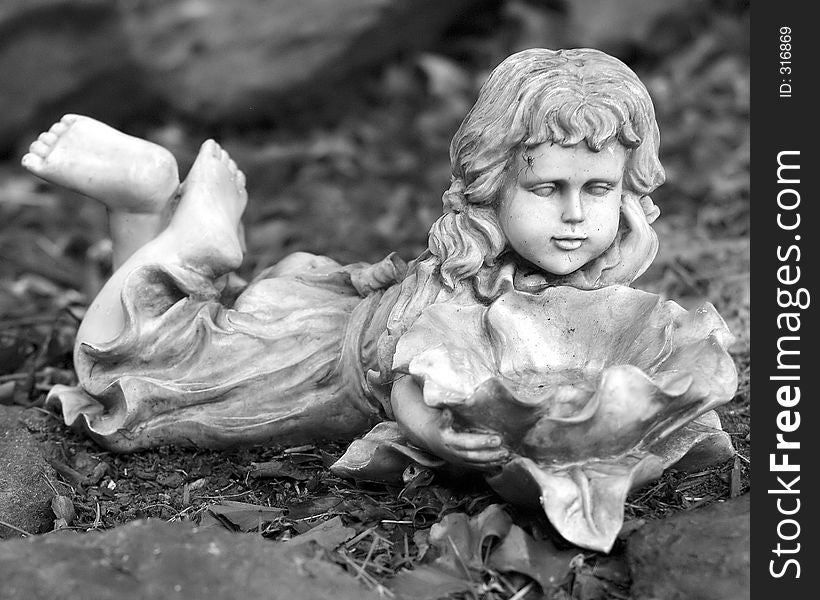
[[387, 285, 738, 551], [488, 454, 663, 552], [330, 422, 444, 483]]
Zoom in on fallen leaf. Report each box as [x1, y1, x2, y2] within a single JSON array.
[[205, 501, 285, 532], [287, 496, 344, 520], [388, 505, 566, 598], [70, 452, 108, 485], [428, 504, 512, 572], [196, 512, 223, 531], [249, 459, 311, 481], [573, 570, 611, 600], [45, 458, 93, 487], [288, 516, 355, 550], [588, 556, 631, 587], [413, 529, 430, 561], [188, 477, 208, 491], [488, 525, 574, 591], [398, 464, 435, 499], [429, 512, 474, 575], [347, 500, 397, 524], [569, 555, 632, 600], [51, 495, 76, 527]]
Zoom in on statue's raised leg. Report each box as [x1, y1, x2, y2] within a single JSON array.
[[22, 114, 181, 267]]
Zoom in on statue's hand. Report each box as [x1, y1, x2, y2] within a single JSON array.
[[638, 194, 661, 224], [426, 409, 509, 469], [597, 194, 659, 286], [391, 377, 508, 469]]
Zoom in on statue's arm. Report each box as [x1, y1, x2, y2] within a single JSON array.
[[390, 375, 508, 468]]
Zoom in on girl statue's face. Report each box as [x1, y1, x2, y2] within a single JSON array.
[[497, 141, 626, 276]]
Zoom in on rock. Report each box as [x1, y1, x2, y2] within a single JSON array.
[[0, 0, 140, 155], [626, 494, 750, 600], [125, 0, 470, 122], [0, 0, 470, 153], [0, 519, 381, 600], [0, 406, 57, 538]]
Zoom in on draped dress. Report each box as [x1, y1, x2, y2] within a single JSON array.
[[50, 252, 413, 451]]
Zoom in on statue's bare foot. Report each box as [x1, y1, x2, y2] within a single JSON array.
[[21, 114, 179, 214], [164, 140, 247, 276]]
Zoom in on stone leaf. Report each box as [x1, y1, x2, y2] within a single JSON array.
[[330, 421, 445, 484], [487, 454, 662, 554], [389, 285, 737, 551]]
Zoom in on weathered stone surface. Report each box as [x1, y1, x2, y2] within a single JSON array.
[[0, 0, 469, 152], [627, 494, 750, 600], [0, 405, 56, 538], [0, 519, 380, 600]]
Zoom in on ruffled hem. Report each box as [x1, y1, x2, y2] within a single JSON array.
[[51, 254, 407, 451]]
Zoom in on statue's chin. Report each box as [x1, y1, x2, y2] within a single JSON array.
[[527, 258, 580, 277]]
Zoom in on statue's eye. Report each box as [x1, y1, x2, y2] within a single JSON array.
[[585, 183, 615, 197], [529, 183, 557, 197]]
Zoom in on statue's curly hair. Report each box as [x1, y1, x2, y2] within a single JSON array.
[[427, 48, 665, 290]]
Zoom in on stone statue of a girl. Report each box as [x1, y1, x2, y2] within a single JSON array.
[[22, 48, 737, 551]]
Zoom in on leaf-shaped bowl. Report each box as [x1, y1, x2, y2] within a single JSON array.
[[388, 285, 737, 551]]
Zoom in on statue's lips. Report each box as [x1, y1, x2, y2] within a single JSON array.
[[552, 236, 586, 250]]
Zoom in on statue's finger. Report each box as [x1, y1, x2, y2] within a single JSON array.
[[639, 195, 661, 223], [621, 194, 648, 228], [456, 448, 510, 464], [442, 430, 502, 450]]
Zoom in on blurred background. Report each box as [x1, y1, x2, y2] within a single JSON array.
[[0, 0, 749, 417]]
